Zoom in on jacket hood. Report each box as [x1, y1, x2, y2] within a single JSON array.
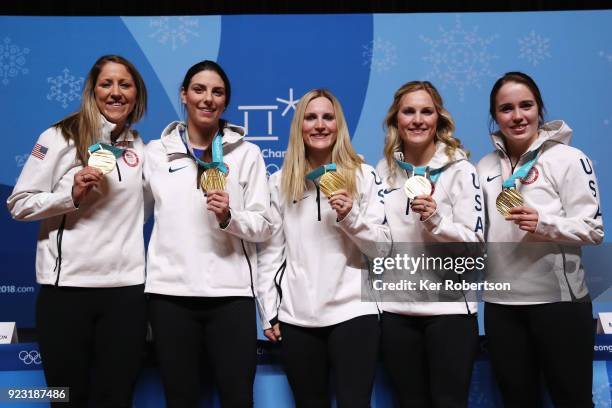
[[160, 121, 246, 157], [393, 141, 468, 170], [490, 120, 572, 156], [99, 114, 134, 143]]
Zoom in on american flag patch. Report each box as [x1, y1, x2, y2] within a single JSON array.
[[31, 143, 48, 160]]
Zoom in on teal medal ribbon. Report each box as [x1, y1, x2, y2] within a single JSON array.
[[88, 143, 124, 158], [501, 149, 539, 190], [179, 127, 228, 174], [395, 159, 443, 183], [306, 163, 337, 181]]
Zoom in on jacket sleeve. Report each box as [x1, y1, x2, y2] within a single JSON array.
[[533, 153, 604, 244], [338, 166, 392, 259], [255, 176, 286, 330], [221, 146, 273, 243], [422, 162, 485, 243], [7, 128, 79, 221]]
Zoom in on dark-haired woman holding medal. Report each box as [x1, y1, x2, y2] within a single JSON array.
[[376, 81, 483, 408], [477, 71, 604, 407], [143, 60, 271, 408], [257, 89, 390, 407], [7, 55, 148, 407]]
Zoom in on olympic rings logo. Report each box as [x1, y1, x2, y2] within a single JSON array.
[[18, 350, 42, 365]]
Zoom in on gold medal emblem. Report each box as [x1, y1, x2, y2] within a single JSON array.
[[319, 171, 345, 198], [200, 168, 227, 192], [403, 175, 432, 200], [496, 188, 524, 217], [88, 149, 116, 174]]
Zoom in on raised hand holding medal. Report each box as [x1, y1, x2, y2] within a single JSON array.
[[180, 127, 231, 225], [496, 149, 540, 232], [396, 159, 442, 220], [306, 163, 352, 220]]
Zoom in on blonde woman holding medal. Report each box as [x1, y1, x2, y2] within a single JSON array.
[[477, 72, 604, 407], [376, 81, 483, 408], [143, 60, 271, 408], [7, 55, 148, 407], [257, 89, 390, 407]]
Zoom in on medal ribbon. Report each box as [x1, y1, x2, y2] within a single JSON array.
[[501, 149, 539, 190], [305, 163, 337, 181], [179, 127, 228, 174], [395, 160, 443, 183], [88, 143, 124, 158]]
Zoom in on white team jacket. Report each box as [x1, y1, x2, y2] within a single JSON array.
[[376, 142, 484, 315], [257, 164, 391, 329], [7, 116, 146, 287], [477, 120, 604, 303], [144, 121, 272, 298]]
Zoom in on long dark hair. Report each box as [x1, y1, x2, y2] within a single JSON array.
[[489, 71, 545, 133]]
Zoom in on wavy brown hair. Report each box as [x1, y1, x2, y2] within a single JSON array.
[[383, 81, 467, 184], [54, 55, 147, 166]]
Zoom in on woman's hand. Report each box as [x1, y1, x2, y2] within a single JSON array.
[[506, 205, 539, 233], [206, 190, 231, 225], [411, 195, 437, 221], [264, 323, 282, 343], [72, 167, 103, 206], [329, 189, 353, 221]]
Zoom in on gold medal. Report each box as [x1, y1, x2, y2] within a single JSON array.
[[88, 149, 116, 174], [403, 175, 432, 200], [496, 188, 524, 217], [319, 171, 345, 198], [200, 168, 227, 192]]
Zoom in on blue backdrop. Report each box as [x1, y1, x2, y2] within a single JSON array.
[[1, 11, 611, 329]]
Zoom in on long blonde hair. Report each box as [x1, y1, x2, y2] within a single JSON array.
[[54, 55, 147, 166], [281, 89, 363, 204], [382, 81, 467, 184]]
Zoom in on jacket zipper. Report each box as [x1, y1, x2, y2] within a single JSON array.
[[315, 184, 321, 221], [53, 215, 67, 286]]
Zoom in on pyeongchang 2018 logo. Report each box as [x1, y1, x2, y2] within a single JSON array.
[[18, 350, 42, 365]]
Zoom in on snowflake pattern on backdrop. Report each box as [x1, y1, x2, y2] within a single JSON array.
[[362, 37, 398, 73], [420, 16, 498, 101], [599, 50, 612, 63], [15, 153, 29, 168], [518, 31, 551, 66], [593, 381, 612, 408], [149, 17, 199, 50], [47, 68, 84, 108], [0, 37, 30, 86]]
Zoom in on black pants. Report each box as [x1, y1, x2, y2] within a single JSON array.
[[380, 312, 478, 408], [36, 284, 147, 408], [280, 314, 380, 408], [484, 301, 595, 408], [148, 295, 257, 408]]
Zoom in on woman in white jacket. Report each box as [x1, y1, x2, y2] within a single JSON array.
[[258, 89, 390, 407], [7, 55, 148, 407], [477, 71, 604, 407], [144, 60, 272, 408], [376, 81, 483, 408]]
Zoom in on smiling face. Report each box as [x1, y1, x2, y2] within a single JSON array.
[[301, 96, 338, 159], [494, 81, 540, 149], [94, 62, 137, 132], [181, 69, 227, 132], [396, 90, 438, 150]]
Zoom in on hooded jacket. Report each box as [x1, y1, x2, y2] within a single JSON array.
[[144, 121, 272, 298], [7, 116, 146, 287], [257, 164, 391, 329], [476, 120, 604, 303], [376, 142, 484, 315]]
